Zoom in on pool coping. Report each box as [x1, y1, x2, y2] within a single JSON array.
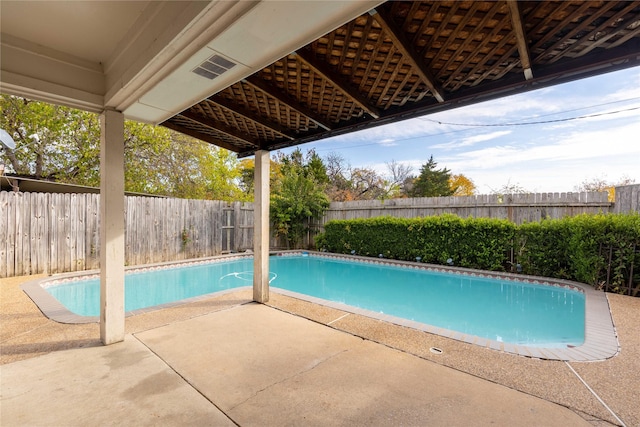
[[20, 250, 620, 362]]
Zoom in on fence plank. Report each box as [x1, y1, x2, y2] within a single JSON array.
[[0, 192, 9, 277], [69, 193, 78, 272], [7, 193, 16, 276], [39, 193, 49, 273], [61, 193, 71, 273], [14, 193, 23, 275], [5, 194, 14, 274], [614, 184, 640, 214], [21, 193, 31, 274], [86, 194, 99, 270], [28, 193, 38, 273]]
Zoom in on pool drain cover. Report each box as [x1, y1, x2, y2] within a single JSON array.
[[429, 347, 443, 354]]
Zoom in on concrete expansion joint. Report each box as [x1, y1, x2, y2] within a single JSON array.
[[565, 361, 626, 427], [327, 313, 350, 325], [0, 323, 49, 345], [129, 334, 240, 426], [228, 348, 350, 411]]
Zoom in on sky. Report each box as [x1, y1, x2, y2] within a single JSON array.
[[280, 65, 640, 194]]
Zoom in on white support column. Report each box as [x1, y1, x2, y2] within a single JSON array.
[[253, 150, 270, 303], [99, 109, 125, 345]]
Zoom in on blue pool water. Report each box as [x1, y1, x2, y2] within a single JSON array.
[[46, 254, 585, 347]]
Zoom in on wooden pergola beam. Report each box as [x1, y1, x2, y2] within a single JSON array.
[[370, 7, 446, 103], [507, 0, 533, 80], [208, 97, 296, 140], [243, 75, 333, 131], [162, 120, 246, 153], [179, 110, 261, 148], [294, 49, 381, 119]]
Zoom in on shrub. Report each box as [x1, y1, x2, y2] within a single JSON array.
[[319, 214, 515, 271], [316, 213, 640, 294]]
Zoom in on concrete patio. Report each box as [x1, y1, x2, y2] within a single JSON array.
[[2, 274, 639, 426]]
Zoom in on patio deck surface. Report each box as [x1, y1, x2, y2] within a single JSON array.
[[2, 274, 639, 426]]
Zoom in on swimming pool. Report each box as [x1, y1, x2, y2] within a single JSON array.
[[23, 251, 618, 360]]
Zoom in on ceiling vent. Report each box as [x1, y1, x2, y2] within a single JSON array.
[[192, 54, 237, 80]]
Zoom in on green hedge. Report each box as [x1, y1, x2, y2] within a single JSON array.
[[315, 214, 516, 271], [315, 213, 640, 295]]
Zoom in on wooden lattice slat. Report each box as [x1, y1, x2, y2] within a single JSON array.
[[258, 55, 365, 124], [220, 82, 317, 133], [311, 12, 423, 111], [192, 99, 285, 142], [523, 1, 640, 63]]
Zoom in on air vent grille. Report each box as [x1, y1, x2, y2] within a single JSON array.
[[193, 55, 237, 80]]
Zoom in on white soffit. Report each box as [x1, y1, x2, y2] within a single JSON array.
[[0, 0, 152, 112], [124, 0, 384, 124], [0, 1, 150, 62], [1, 35, 105, 112]]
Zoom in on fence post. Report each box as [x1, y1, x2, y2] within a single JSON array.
[[614, 184, 640, 214]]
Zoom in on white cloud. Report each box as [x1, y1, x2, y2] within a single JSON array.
[[378, 138, 397, 147], [603, 69, 640, 102], [432, 130, 512, 149], [430, 97, 556, 122], [448, 121, 640, 168], [441, 119, 640, 192]]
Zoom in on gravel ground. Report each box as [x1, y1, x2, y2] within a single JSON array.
[[1, 275, 637, 426]]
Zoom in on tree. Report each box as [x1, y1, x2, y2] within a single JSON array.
[[1, 95, 101, 185], [124, 127, 248, 200], [238, 156, 287, 201], [270, 149, 329, 248], [408, 156, 454, 197], [323, 152, 393, 201], [350, 167, 388, 200], [0, 94, 248, 200], [324, 152, 353, 201], [155, 132, 249, 201], [386, 160, 413, 197], [325, 152, 350, 183], [450, 174, 476, 196], [491, 180, 528, 195], [156, 132, 217, 199], [271, 171, 330, 249], [123, 121, 174, 194], [276, 148, 328, 185]]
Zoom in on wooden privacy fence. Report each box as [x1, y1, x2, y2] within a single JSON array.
[[124, 196, 254, 267], [3, 186, 639, 278], [0, 192, 255, 278], [323, 192, 612, 224]]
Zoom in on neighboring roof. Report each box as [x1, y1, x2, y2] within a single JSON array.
[[162, 1, 640, 157], [0, 175, 165, 197]]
